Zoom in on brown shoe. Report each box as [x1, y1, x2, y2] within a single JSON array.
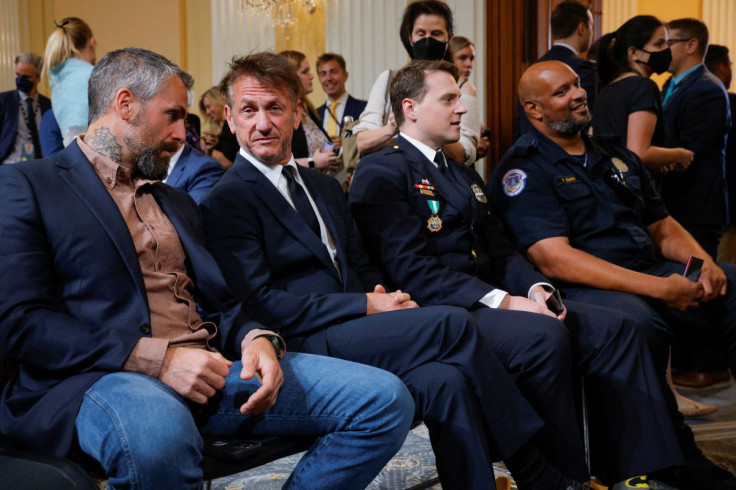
[[672, 370, 732, 388]]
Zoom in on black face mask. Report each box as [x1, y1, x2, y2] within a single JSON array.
[[15, 75, 34, 94], [412, 37, 448, 61], [640, 47, 672, 74]]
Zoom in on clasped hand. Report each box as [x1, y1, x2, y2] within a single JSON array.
[[366, 284, 419, 314], [159, 338, 283, 415]]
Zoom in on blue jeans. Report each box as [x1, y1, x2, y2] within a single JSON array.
[[75, 352, 413, 489]]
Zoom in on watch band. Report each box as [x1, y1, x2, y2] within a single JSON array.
[[254, 334, 284, 360]]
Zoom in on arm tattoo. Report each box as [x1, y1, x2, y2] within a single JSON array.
[[86, 126, 123, 163]]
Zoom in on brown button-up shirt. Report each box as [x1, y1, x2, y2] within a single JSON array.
[[79, 137, 220, 378]]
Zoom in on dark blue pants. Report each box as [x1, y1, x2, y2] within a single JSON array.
[[472, 302, 683, 484], [298, 305, 543, 490]]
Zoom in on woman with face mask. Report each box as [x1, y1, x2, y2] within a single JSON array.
[[593, 15, 693, 172], [595, 16, 716, 420], [351, 0, 477, 165]]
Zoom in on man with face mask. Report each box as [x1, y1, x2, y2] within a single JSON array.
[[0, 53, 51, 163], [352, 0, 478, 165], [661, 18, 732, 260]]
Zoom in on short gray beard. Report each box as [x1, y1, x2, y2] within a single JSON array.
[[546, 113, 591, 137]]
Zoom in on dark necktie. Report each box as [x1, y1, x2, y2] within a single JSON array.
[[282, 166, 321, 236], [435, 150, 453, 180], [25, 97, 42, 159]]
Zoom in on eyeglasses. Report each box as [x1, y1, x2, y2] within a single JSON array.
[[666, 38, 692, 46]]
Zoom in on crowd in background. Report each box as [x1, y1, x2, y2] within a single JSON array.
[[2, 1, 736, 489]]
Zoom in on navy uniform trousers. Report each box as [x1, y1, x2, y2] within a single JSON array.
[[349, 138, 683, 483]]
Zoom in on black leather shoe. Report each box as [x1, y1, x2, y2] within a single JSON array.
[[651, 452, 736, 490]]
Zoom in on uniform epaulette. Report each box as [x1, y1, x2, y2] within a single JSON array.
[[511, 136, 539, 158]]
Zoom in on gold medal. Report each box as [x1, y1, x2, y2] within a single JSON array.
[[427, 214, 443, 232]]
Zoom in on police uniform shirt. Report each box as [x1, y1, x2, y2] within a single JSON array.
[[489, 127, 669, 272]]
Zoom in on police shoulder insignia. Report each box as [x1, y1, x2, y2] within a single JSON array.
[[502, 169, 528, 197], [611, 157, 629, 173]]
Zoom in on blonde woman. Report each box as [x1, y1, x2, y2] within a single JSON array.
[[43, 17, 96, 146], [279, 50, 340, 172], [199, 86, 237, 169]]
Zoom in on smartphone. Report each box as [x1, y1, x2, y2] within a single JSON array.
[[546, 289, 565, 315], [203, 438, 264, 460], [683, 256, 704, 281], [322, 141, 336, 154]]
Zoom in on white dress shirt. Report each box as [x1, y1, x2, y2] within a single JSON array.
[[242, 148, 341, 275], [321, 91, 349, 133]]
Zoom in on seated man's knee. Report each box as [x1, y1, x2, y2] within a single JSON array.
[[76, 373, 202, 485]]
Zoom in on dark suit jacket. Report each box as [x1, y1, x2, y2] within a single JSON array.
[[166, 144, 225, 204], [727, 92, 736, 225], [0, 142, 260, 456], [201, 154, 384, 350], [317, 94, 368, 134], [0, 90, 51, 161], [516, 45, 597, 137], [348, 135, 547, 308], [662, 65, 732, 226]]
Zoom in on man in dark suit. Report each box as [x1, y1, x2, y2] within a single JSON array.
[[316, 53, 367, 145], [201, 51, 586, 490], [662, 18, 732, 259], [706, 44, 736, 263], [0, 53, 51, 163], [349, 60, 688, 487], [516, 0, 596, 136], [0, 47, 416, 489], [164, 142, 225, 203]]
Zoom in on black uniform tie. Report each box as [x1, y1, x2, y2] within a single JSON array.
[[25, 98, 42, 159], [282, 166, 321, 236]]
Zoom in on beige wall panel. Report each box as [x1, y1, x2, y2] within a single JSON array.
[[52, 0, 183, 65], [704, 0, 736, 91]]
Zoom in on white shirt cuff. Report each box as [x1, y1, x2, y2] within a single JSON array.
[[478, 289, 509, 309], [527, 282, 555, 299]]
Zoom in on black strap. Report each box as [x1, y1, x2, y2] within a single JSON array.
[[25, 98, 42, 159], [282, 166, 321, 236]]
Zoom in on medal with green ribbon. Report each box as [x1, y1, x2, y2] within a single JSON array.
[[426, 200, 443, 232]]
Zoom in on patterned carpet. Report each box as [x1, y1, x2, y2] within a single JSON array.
[[210, 381, 736, 490]]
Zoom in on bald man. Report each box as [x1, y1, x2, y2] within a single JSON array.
[[491, 60, 736, 489]]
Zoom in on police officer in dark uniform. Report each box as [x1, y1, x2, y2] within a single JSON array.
[[350, 59, 686, 488], [490, 60, 736, 489]]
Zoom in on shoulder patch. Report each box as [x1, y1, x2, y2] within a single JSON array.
[[502, 169, 528, 197]]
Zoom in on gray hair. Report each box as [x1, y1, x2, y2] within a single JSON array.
[[15, 53, 43, 75], [88, 47, 194, 124]]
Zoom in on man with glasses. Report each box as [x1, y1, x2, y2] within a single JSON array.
[[661, 18, 731, 259], [490, 60, 736, 489]]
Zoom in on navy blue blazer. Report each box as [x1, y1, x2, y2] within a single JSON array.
[[201, 154, 384, 349], [348, 135, 548, 308], [317, 94, 367, 134], [0, 90, 51, 161], [662, 65, 732, 226], [166, 143, 225, 204], [0, 142, 261, 456]]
